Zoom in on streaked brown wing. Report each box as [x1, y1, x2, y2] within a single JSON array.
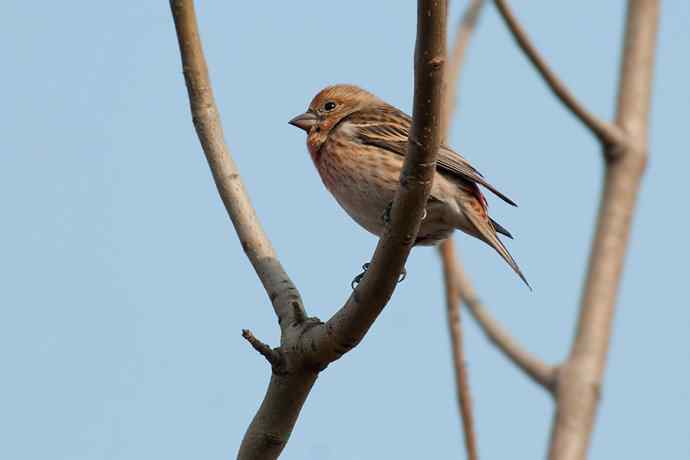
[[349, 105, 517, 207]]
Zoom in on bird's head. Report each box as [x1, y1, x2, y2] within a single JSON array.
[[289, 84, 379, 155]]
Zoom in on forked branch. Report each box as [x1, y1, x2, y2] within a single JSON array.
[[437, 1, 657, 458], [548, 1, 659, 458], [494, 0, 625, 149], [170, 0, 448, 458]]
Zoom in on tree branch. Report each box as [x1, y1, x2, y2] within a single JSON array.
[[493, 0, 625, 148], [439, 240, 479, 460], [548, 1, 659, 459], [437, 2, 485, 458], [170, 1, 447, 458], [454, 252, 556, 391], [169, 0, 305, 334], [242, 330, 281, 368], [300, 0, 448, 365]]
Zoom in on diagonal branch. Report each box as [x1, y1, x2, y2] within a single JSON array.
[[494, 0, 624, 148], [169, 0, 305, 334], [241, 329, 281, 368], [454, 252, 557, 392]]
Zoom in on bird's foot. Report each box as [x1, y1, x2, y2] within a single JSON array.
[[351, 263, 370, 289], [351, 263, 407, 289], [398, 266, 407, 283], [382, 201, 427, 225]]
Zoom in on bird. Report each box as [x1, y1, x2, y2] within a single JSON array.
[[288, 84, 529, 287]]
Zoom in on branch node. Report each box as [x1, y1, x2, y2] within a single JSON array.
[[495, 0, 621, 148], [429, 56, 446, 69], [291, 301, 307, 325]]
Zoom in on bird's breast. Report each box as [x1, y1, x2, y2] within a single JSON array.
[[313, 136, 403, 237]]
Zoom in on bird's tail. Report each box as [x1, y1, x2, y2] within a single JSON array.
[[458, 197, 530, 289]]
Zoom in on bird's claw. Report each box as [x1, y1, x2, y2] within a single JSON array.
[[351, 263, 370, 289], [382, 202, 393, 225], [382, 201, 427, 225], [398, 267, 407, 283], [351, 263, 407, 289]]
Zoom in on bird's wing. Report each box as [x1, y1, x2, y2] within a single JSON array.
[[349, 105, 517, 207]]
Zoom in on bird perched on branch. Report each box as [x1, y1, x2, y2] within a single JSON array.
[[289, 84, 528, 287]]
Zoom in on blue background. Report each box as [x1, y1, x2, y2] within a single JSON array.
[[1, 1, 687, 458]]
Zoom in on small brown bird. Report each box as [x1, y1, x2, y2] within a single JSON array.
[[289, 84, 528, 287]]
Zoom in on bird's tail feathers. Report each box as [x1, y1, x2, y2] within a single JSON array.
[[490, 218, 513, 239], [459, 202, 530, 289]]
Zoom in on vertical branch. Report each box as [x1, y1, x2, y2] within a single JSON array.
[[440, 240, 479, 460], [438, 1, 485, 458], [548, 1, 659, 459], [441, 0, 485, 142]]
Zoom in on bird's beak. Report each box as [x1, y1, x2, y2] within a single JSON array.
[[288, 111, 318, 132]]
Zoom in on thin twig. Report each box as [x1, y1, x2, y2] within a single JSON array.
[[440, 240, 479, 460], [494, 0, 624, 148], [242, 329, 280, 367]]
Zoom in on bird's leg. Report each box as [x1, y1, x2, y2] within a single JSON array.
[[383, 201, 428, 225], [398, 267, 407, 283], [382, 202, 393, 225], [351, 263, 407, 289]]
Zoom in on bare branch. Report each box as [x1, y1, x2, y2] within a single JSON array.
[[437, 2, 485, 457], [548, 1, 659, 458], [169, 0, 305, 333], [454, 253, 557, 392], [494, 0, 624, 148], [238, 372, 318, 459], [439, 240, 479, 460], [241, 329, 281, 367]]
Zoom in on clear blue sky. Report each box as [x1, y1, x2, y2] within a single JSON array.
[[1, 1, 687, 459]]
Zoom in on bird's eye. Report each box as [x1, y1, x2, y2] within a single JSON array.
[[324, 101, 337, 112]]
